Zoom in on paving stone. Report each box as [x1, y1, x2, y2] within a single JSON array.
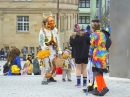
[[0, 60, 130, 97]]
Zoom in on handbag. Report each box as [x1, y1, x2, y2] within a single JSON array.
[[3, 62, 10, 73], [11, 65, 20, 74]]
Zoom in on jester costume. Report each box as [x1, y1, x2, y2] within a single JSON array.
[[38, 12, 62, 85], [90, 30, 109, 96]]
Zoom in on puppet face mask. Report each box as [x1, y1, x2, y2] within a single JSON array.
[[48, 16, 54, 27], [64, 51, 69, 57]]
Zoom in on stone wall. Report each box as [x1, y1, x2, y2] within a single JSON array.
[[109, 0, 130, 78], [0, 0, 79, 56]]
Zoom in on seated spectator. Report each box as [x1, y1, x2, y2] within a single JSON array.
[[21, 63, 28, 75], [26, 54, 33, 75], [0, 48, 5, 60], [33, 56, 40, 75], [7, 48, 22, 75]]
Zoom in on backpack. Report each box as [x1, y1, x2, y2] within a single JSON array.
[[105, 33, 112, 50], [3, 62, 10, 74]]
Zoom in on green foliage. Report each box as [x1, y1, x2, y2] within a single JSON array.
[[90, 4, 110, 28]]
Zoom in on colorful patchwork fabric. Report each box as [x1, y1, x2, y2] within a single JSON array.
[[90, 30, 107, 69]]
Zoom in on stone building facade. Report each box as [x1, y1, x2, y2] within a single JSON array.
[[0, 0, 79, 56], [110, 0, 130, 78]]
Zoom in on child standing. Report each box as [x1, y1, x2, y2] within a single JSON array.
[[26, 54, 33, 75], [62, 50, 72, 82], [21, 63, 28, 75]]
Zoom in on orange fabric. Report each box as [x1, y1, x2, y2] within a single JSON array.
[[95, 74, 107, 92], [95, 75, 102, 92], [101, 76, 107, 88]]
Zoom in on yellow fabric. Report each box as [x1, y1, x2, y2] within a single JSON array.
[[37, 49, 50, 59], [94, 84, 97, 88], [26, 60, 33, 74], [62, 54, 68, 59], [11, 65, 20, 74], [62, 54, 72, 59], [40, 61, 45, 66], [88, 83, 93, 86]]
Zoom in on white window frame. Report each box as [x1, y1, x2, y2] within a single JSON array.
[[17, 16, 29, 32], [79, 0, 90, 8], [78, 16, 90, 24]]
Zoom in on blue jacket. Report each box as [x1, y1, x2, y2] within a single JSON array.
[[8, 56, 22, 75]]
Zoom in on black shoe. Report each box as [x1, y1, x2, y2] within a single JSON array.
[[98, 87, 109, 96], [68, 79, 72, 82], [91, 88, 100, 95], [83, 89, 87, 93], [83, 86, 94, 93], [49, 77, 57, 82], [62, 79, 66, 82], [88, 86, 94, 92]]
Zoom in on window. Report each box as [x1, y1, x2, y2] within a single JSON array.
[[36, 47, 39, 53], [79, 0, 90, 8], [107, 1, 110, 7], [78, 16, 90, 24], [17, 16, 29, 32], [4, 46, 9, 53], [96, 0, 99, 8], [30, 47, 34, 54], [25, 47, 28, 54]]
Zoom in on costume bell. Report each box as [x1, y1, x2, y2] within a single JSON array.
[[38, 12, 62, 85]]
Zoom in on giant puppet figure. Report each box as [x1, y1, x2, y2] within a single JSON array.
[[38, 12, 62, 85]]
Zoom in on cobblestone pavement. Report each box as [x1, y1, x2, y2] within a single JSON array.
[[0, 60, 130, 97]]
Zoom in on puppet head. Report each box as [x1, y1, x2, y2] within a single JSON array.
[[62, 49, 70, 59], [42, 11, 56, 30]]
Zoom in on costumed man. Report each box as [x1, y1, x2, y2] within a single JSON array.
[[38, 12, 62, 85]]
